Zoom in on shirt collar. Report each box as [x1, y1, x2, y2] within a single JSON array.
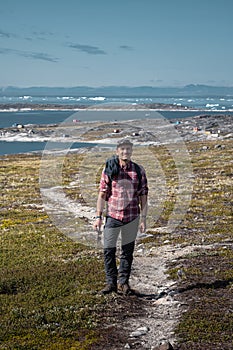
[[120, 160, 131, 170]]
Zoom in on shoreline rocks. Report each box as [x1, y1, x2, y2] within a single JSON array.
[[0, 114, 232, 147], [0, 102, 195, 111]]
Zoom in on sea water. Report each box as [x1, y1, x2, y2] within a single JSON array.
[[1, 94, 233, 110], [0, 141, 98, 156], [1, 109, 233, 129]]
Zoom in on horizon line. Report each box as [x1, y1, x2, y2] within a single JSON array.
[[1, 83, 233, 89]]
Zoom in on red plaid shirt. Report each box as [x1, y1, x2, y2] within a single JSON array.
[[99, 161, 148, 223]]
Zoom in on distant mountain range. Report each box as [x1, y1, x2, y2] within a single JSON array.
[[1, 84, 233, 97]]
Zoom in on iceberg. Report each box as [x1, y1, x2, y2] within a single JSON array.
[[88, 96, 106, 101]]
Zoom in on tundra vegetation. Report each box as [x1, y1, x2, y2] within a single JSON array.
[[0, 138, 232, 349]]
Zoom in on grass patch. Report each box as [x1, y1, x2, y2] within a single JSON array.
[[1, 137, 232, 349], [150, 140, 232, 244], [0, 151, 149, 349], [138, 139, 233, 349], [0, 154, 108, 349], [169, 247, 233, 349]]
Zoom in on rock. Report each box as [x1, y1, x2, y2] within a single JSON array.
[[129, 326, 149, 337], [138, 233, 154, 239], [17, 124, 24, 129], [177, 268, 186, 280], [205, 121, 219, 129], [124, 343, 131, 349], [163, 240, 170, 244], [153, 342, 174, 350], [136, 248, 145, 255], [136, 243, 145, 249], [214, 144, 225, 149]]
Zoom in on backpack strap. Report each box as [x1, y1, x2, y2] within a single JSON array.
[[104, 155, 119, 180], [132, 161, 142, 191], [104, 156, 142, 191]]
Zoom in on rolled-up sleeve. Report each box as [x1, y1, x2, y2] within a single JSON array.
[[139, 166, 148, 196], [99, 170, 111, 197]]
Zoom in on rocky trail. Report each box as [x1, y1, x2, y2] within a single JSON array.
[[101, 241, 215, 350], [41, 184, 219, 350]]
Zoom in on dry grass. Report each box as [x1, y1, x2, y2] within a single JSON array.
[[0, 138, 232, 349]]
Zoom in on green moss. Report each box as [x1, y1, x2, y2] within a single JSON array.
[[168, 246, 233, 349], [0, 153, 106, 349], [1, 138, 233, 349]]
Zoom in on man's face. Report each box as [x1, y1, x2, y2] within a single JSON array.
[[116, 144, 133, 162]]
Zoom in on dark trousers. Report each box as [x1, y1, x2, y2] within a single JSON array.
[[103, 216, 139, 286]]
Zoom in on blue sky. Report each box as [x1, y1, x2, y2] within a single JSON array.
[[0, 0, 233, 87]]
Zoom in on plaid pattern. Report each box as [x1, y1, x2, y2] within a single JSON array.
[[99, 161, 148, 223]]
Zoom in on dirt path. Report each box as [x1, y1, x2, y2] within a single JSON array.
[[118, 242, 193, 349], [105, 239, 221, 350], [42, 183, 228, 349], [40, 185, 200, 349]]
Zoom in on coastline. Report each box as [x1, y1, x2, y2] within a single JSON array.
[[0, 102, 193, 111], [0, 113, 232, 146], [1, 106, 233, 113], [0, 103, 232, 156]]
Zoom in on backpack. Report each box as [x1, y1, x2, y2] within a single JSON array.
[[104, 155, 142, 190]]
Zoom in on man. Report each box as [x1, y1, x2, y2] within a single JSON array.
[[93, 139, 148, 295]]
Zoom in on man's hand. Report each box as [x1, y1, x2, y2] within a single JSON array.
[[139, 218, 146, 233], [93, 217, 103, 231], [139, 195, 148, 233], [94, 191, 106, 231]]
